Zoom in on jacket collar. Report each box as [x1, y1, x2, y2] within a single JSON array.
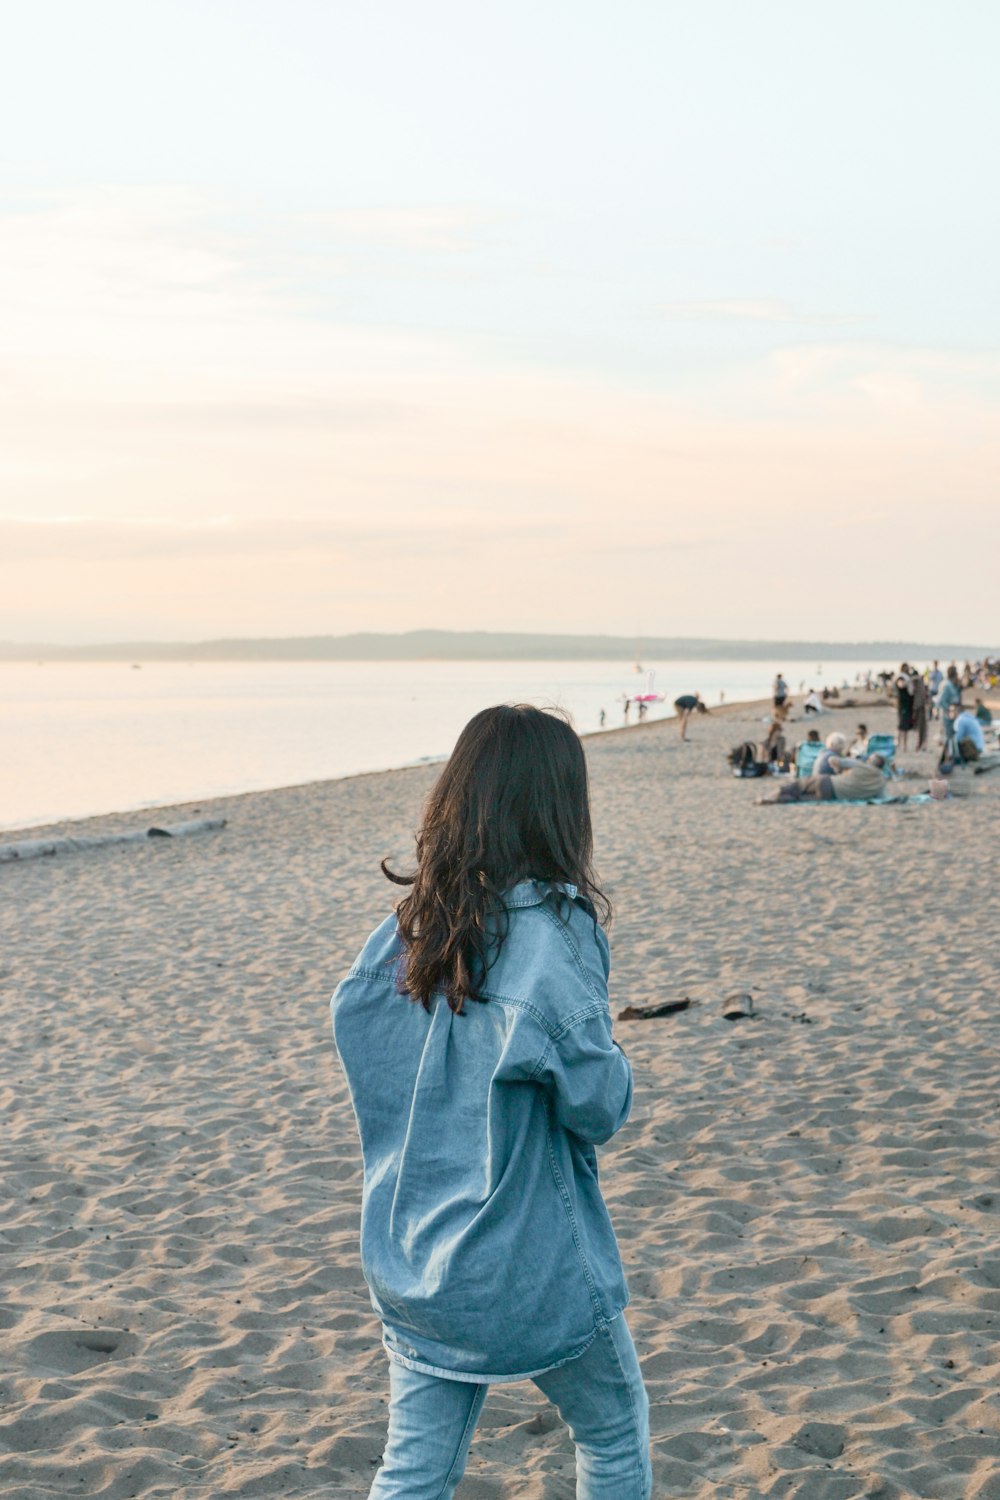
[[502, 879, 578, 909]]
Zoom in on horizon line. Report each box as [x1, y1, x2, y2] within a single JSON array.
[[0, 628, 993, 663]]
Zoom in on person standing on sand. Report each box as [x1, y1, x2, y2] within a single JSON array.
[[673, 691, 706, 740], [330, 706, 650, 1500], [895, 664, 915, 752], [938, 664, 961, 715], [937, 666, 962, 752], [911, 671, 928, 751], [773, 672, 788, 710]]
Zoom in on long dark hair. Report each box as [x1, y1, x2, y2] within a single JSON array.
[[383, 704, 610, 1013]]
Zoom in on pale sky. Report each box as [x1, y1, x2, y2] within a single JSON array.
[[2, 1, 998, 644]]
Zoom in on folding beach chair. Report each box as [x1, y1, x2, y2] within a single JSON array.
[[795, 740, 823, 777], [865, 733, 897, 768]]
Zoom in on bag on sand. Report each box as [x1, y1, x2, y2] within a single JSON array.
[[728, 741, 767, 778]]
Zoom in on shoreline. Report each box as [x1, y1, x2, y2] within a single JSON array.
[[2, 690, 827, 844], [2, 689, 894, 845]]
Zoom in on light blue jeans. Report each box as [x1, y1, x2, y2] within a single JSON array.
[[369, 1313, 652, 1500]]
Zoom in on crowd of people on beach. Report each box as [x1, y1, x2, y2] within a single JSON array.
[[602, 657, 1000, 786], [744, 660, 1000, 804], [894, 658, 997, 758]]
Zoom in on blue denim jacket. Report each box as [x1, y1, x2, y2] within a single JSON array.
[[330, 880, 633, 1382]]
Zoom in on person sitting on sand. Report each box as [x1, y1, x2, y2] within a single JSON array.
[[673, 692, 707, 741], [803, 688, 824, 715], [813, 732, 848, 776], [829, 753, 889, 800], [974, 697, 993, 726], [952, 707, 985, 762], [790, 729, 820, 772], [849, 723, 868, 757], [761, 753, 887, 803], [763, 717, 788, 766]]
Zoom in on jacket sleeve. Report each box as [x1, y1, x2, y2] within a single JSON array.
[[534, 1003, 634, 1146]]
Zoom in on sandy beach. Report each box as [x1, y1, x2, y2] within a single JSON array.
[[3, 696, 999, 1500]]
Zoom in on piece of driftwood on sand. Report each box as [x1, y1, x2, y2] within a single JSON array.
[[618, 997, 692, 1020], [0, 817, 226, 864]]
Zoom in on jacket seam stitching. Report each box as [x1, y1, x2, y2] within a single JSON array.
[[476, 991, 557, 1036], [538, 904, 604, 1003], [479, 991, 605, 1041], [527, 1039, 551, 1083], [348, 964, 396, 983], [550, 1004, 606, 1039], [544, 1120, 604, 1321]]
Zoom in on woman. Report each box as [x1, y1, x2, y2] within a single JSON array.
[[894, 664, 915, 751], [937, 666, 962, 755], [331, 705, 650, 1500], [813, 731, 848, 776], [673, 690, 706, 739]]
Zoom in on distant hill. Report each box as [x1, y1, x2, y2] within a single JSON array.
[[0, 630, 992, 663]]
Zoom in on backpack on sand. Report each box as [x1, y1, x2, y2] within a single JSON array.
[[728, 741, 767, 778]]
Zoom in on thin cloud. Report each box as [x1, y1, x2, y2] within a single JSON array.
[[306, 206, 501, 254], [656, 299, 867, 325], [658, 299, 795, 322], [765, 342, 1000, 408], [82, 399, 412, 434], [0, 515, 571, 564]]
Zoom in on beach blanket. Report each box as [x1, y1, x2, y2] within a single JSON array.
[[761, 793, 934, 808]]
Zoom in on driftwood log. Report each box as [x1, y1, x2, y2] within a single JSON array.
[[618, 998, 692, 1021], [0, 817, 226, 864]]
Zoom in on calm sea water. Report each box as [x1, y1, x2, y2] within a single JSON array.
[[2, 658, 874, 830]]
